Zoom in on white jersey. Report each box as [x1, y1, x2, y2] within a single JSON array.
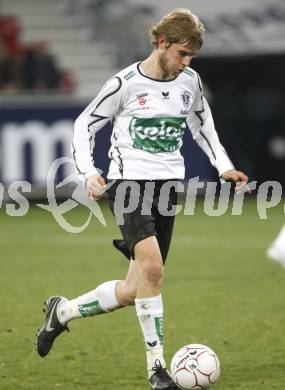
[[73, 62, 234, 182]]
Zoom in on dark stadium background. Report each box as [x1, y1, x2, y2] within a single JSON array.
[[0, 0, 284, 192]]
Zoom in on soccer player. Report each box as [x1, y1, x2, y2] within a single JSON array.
[[267, 223, 285, 267], [35, 9, 248, 389]]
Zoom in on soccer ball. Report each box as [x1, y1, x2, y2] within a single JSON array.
[[170, 344, 220, 389]]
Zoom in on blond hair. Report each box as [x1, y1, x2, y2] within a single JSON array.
[[150, 8, 205, 51]]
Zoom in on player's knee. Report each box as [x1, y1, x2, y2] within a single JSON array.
[[142, 257, 164, 285]]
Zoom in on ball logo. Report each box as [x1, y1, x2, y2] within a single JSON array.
[[186, 360, 197, 371], [176, 353, 190, 368]]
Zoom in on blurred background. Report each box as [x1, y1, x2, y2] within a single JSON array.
[[0, 0, 284, 196]]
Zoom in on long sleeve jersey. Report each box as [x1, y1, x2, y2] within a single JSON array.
[[72, 62, 234, 182]]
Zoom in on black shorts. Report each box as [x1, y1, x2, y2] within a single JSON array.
[[107, 180, 179, 263]]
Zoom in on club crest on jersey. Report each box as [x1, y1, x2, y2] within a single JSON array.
[[180, 90, 191, 114]]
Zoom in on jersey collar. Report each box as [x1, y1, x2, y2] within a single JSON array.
[[137, 63, 180, 82]]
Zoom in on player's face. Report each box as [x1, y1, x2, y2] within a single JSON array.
[[159, 42, 197, 78]]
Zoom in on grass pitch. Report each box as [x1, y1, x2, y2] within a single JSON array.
[[0, 198, 285, 389]]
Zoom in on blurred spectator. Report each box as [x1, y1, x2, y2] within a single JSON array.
[[0, 15, 74, 95], [0, 15, 21, 53], [0, 38, 23, 94], [23, 41, 60, 93]]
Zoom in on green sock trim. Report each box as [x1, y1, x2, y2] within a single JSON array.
[[155, 316, 164, 345], [144, 317, 164, 351]]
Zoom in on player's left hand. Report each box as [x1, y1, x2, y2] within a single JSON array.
[[221, 169, 250, 193]]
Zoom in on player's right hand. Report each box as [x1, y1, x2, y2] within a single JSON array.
[[86, 174, 106, 201]]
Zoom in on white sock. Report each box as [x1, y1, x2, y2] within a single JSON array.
[[57, 280, 121, 324], [273, 224, 285, 252], [135, 294, 165, 376]]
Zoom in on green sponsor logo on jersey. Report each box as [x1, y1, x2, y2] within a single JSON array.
[[129, 116, 186, 153]]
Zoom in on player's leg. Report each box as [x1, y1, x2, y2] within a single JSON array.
[[118, 181, 178, 389], [54, 188, 176, 327], [267, 222, 285, 267], [109, 179, 177, 388], [138, 182, 177, 388], [133, 235, 177, 389], [134, 235, 164, 362], [58, 255, 139, 320], [35, 260, 138, 357], [35, 179, 138, 358], [35, 279, 121, 358], [115, 259, 138, 305], [110, 180, 165, 372]]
